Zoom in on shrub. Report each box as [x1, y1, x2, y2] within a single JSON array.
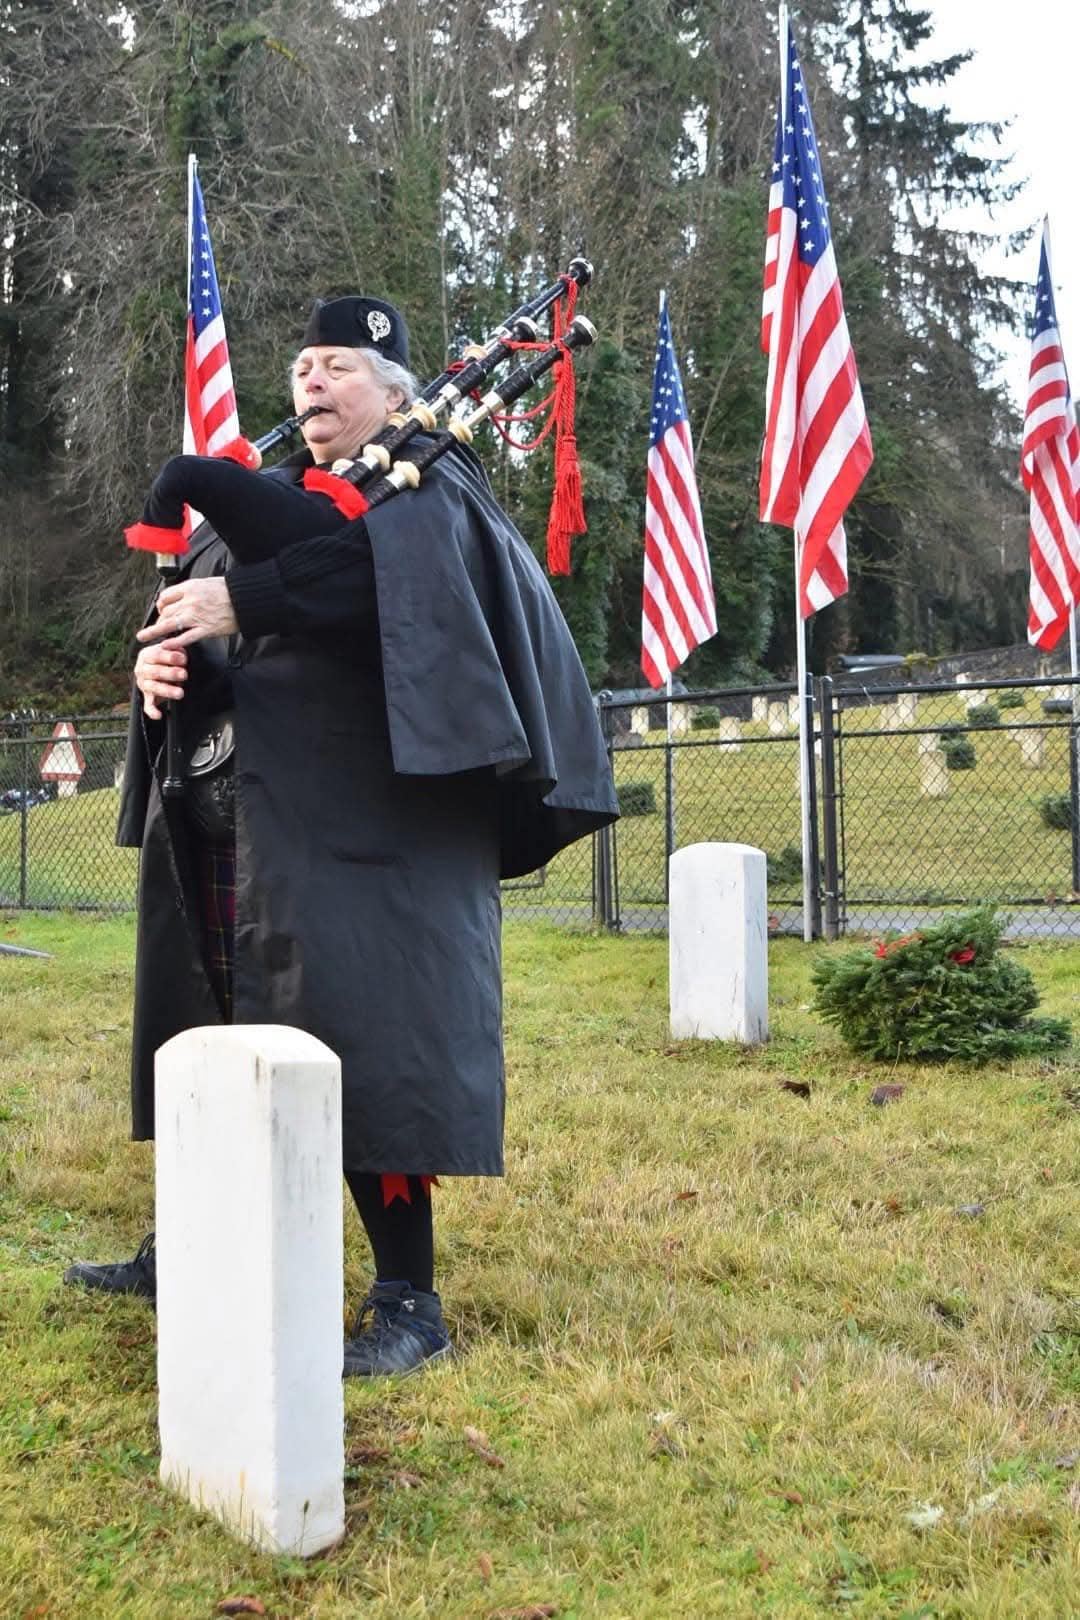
[[967, 703, 999, 728], [1039, 793, 1073, 832], [811, 908, 1071, 1063], [940, 732, 976, 770], [998, 690, 1025, 710], [691, 707, 720, 731], [767, 843, 803, 887], [617, 781, 656, 817]]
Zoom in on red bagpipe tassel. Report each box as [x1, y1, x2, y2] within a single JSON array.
[[380, 1173, 439, 1208], [545, 278, 586, 576], [302, 466, 371, 520]]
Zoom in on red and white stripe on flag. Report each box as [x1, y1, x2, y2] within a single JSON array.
[[1022, 220, 1080, 651], [182, 163, 240, 536], [759, 19, 872, 619], [641, 296, 717, 688]]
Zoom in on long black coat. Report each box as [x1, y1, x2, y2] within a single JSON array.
[[117, 447, 617, 1175]]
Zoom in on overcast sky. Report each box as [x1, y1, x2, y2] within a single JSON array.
[[925, 0, 1077, 407]]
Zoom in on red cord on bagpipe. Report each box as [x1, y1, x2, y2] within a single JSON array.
[[447, 275, 585, 574]]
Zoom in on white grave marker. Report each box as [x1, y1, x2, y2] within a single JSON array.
[[156, 1025, 345, 1557], [718, 717, 742, 753], [669, 843, 768, 1044], [1020, 730, 1046, 768], [767, 702, 787, 735], [751, 696, 769, 723], [919, 741, 949, 797]]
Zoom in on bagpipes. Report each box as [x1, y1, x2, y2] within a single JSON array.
[[126, 261, 596, 796], [126, 258, 595, 570]]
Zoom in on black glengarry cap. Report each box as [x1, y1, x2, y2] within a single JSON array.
[[301, 295, 409, 369]]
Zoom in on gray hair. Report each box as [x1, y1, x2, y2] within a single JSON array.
[[289, 346, 419, 409]]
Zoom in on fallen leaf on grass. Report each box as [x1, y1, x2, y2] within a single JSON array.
[[389, 1470, 424, 1489], [464, 1426, 506, 1468], [21, 1607, 50, 1619], [216, 1599, 267, 1617], [771, 1489, 804, 1506], [870, 1084, 905, 1106], [478, 1551, 494, 1582], [674, 1189, 699, 1201], [753, 1548, 773, 1574], [346, 1444, 390, 1465], [778, 1078, 811, 1098], [488, 1607, 558, 1620]]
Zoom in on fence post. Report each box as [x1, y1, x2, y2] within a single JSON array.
[[593, 695, 620, 931], [18, 720, 30, 909], [663, 697, 675, 900], [816, 676, 842, 940], [801, 678, 823, 940], [1070, 677, 1080, 896]]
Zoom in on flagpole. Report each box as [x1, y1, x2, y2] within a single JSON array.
[[1069, 607, 1080, 896], [777, 3, 815, 943]]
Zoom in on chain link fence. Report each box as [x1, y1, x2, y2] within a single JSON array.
[[3, 677, 1078, 937], [828, 674, 1080, 937]]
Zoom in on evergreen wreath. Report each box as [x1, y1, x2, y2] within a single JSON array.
[[811, 908, 1071, 1063]]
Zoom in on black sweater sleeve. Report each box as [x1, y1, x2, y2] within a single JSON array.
[[225, 522, 375, 640]]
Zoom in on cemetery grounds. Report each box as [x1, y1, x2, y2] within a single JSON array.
[[1, 912, 1078, 1618]]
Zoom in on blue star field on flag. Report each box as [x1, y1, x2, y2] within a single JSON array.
[[649, 300, 692, 448], [188, 173, 225, 335], [1032, 234, 1064, 343], [771, 31, 832, 269]]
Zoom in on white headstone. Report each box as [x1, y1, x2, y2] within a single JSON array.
[[787, 694, 801, 725], [880, 701, 903, 731], [897, 692, 918, 724], [718, 717, 742, 752], [1020, 730, 1045, 768], [751, 696, 769, 723], [669, 843, 768, 1044], [670, 702, 691, 734], [630, 705, 650, 737], [156, 1025, 345, 1558], [767, 702, 787, 735], [920, 747, 949, 797]]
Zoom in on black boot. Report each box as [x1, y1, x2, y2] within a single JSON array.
[[64, 1233, 157, 1302], [343, 1280, 452, 1378]]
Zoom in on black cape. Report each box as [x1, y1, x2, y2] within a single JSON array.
[[118, 447, 617, 1174]]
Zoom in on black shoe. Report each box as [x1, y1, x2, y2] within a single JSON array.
[[64, 1233, 157, 1302], [343, 1281, 453, 1379]]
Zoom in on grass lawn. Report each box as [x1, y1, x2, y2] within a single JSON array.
[[1, 914, 1079, 1618]]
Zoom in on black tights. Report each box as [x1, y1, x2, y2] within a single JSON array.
[[345, 1172, 435, 1295]]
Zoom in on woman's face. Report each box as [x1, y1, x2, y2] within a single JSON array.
[[292, 348, 399, 464]]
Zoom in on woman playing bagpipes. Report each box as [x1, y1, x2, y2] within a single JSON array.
[[64, 287, 618, 1377]]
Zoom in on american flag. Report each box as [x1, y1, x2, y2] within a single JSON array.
[[1022, 219, 1080, 651], [760, 19, 872, 617], [183, 162, 240, 531], [641, 294, 717, 688]]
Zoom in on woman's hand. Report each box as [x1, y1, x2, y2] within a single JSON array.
[[137, 577, 239, 653], [134, 643, 188, 721]]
